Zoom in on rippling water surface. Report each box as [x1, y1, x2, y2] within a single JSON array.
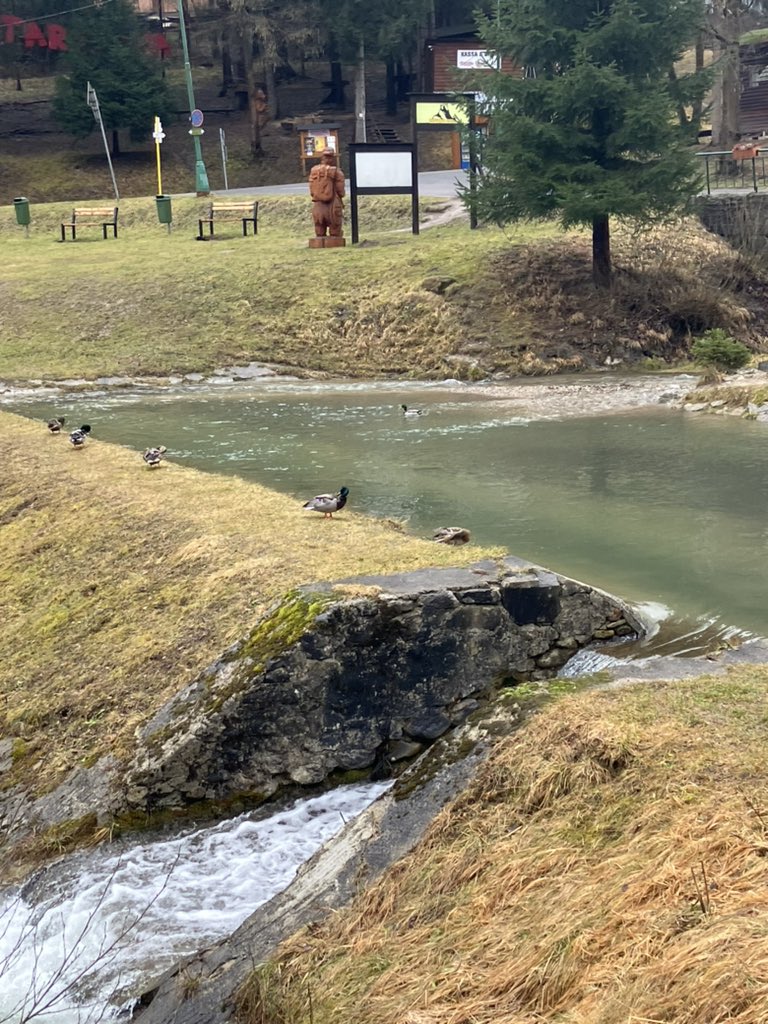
[[7, 377, 768, 639]]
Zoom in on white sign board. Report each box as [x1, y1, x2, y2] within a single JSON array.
[[456, 49, 499, 70], [355, 151, 413, 189]]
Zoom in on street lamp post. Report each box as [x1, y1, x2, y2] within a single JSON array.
[[176, 0, 210, 194]]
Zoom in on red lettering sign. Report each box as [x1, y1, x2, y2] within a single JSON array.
[[145, 32, 171, 57], [24, 21, 48, 48], [0, 17, 67, 50], [46, 23, 68, 51], [0, 14, 22, 44]]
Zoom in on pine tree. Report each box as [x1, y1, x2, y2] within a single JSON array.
[[53, 0, 168, 156], [472, 0, 708, 286]]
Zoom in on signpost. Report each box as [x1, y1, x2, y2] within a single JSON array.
[[153, 115, 166, 195], [219, 128, 229, 191], [86, 81, 119, 202], [176, 0, 210, 195], [348, 143, 419, 245]]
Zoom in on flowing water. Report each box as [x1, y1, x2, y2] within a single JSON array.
[[0, 783, 388, 1024], [4, 375, 768, 1020], [7, 377, 768, 641]]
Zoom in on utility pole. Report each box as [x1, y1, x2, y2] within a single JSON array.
[[176, 0, 210, 194]]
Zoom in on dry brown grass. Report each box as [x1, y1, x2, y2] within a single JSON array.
[[238, 668, 768, 1024], [470, 220, 768, 373], [0, 411, 500, 799]]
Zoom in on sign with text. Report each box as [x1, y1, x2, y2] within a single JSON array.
[[456, 49, 499, 70]]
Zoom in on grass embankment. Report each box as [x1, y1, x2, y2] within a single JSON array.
[[239, 667, 768, 1024], [1, 196, 766, 382], [0, 411, 500, 804]]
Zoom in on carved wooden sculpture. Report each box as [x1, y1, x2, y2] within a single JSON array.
[[308, 150, 346, 247]]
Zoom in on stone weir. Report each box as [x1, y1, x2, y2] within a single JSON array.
[[124, 557, 642, 813]]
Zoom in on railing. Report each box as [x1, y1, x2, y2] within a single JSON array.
[[697, 150, 768, 194]]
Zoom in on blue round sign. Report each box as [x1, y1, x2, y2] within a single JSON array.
[[190, 109, 204, 128]]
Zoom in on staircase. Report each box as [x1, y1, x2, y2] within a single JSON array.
[[365, 113, 404, 144]]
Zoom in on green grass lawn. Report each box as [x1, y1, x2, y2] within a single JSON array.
[[0, 194, 553, 381]]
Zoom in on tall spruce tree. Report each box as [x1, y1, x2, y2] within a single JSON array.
[[53, 0, 168, 156], [472, 0, 708, 286]]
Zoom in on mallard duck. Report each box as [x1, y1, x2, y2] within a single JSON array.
[[433, 526, 471, 546], [69, 424, 91, 449], [302, 486, 349, 519], [143, 446, 167, 468], [46, 416, 65, 434], [400, 404, 426, 418]]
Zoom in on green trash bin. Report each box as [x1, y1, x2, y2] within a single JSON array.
[[13, 197, 31, 227], [155, 194, 173, 225]]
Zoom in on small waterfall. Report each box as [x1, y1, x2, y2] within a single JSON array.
[[0, 783, 388, 1024]]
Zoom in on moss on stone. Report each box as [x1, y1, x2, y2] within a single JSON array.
[[239, 590, 334, 668]]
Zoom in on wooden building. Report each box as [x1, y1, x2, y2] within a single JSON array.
[[424, 27, 522, 93], [740, 42, 768, 139]]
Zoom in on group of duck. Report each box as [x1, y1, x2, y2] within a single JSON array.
[[46, 416, 167, 468], [44, 403, 468, 541]]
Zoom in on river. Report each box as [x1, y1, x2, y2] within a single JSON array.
[[5, 374, 768, 641], [3, 373, 768, 1021]]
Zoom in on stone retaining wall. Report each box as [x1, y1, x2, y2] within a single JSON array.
[[124, 558, 642, 813]]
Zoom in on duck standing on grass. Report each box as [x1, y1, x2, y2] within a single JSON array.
[[143, 446, 168, 468], [46, 417, 66, 434], [400, 404, 426, 418], [69, 424, 91, 449], [302, 486, 349, 519]]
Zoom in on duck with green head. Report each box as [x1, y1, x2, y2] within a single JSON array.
[[302, 486, 349, 519]]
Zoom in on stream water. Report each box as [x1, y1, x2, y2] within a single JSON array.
[[0, 783, 388, 1024], [6, 376, 768, 641], [4, 374, 768, 1021]]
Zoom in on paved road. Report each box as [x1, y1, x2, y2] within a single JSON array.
[[177, 169, 469, 199]]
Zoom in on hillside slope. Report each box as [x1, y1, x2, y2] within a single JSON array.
[[240, 668, 768, 1024], [1, 198, 766, 383], [0, 412, 497, 823]]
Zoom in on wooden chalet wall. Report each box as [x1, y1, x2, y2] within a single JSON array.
[[426, 36, 521, 93]]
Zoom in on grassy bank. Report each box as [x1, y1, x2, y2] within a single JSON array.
[[2, 196, 767, 383], [0, 410, 500, 806], [239, 666, 768, 1024]]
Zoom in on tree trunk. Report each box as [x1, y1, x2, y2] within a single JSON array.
[[385, 57, 397, 116], [220, 30, 232, 97], [592, 215, 611, 288], [354, 39, 367, 143], [692, 31, 705, 127], [111, 129, 120, 158], [329, 56, 345, 108], [265, 62, 278, 120], [710, 1, 742, 152], [243, 41, 264, 158]]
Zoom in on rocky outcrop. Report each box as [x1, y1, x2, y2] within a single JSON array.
[[123, 558, 641, 813]]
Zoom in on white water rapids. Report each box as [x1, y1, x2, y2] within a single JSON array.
[[0, 782, 388, 1024]]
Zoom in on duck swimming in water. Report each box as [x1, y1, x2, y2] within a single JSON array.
[[400, 404, 426, 418], [46, 417, 65, 434], [69, 424, 91, 449], [302, 486, 349, 519], [143, 446, 167, 468]]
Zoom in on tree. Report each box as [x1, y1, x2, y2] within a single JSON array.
[[470, 0, 709, 287], [52, 0, 168, 157], [707, 1, 768, 151]]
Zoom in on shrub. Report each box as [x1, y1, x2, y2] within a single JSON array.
[[690, 329, 751, 372]]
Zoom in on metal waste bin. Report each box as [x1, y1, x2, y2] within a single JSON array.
[[13, 197, 31, 227], [155, 194, 172, 225]]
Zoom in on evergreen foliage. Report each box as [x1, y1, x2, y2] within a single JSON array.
[[691, 328, 751, 370], [52, 0, 168, 154], [470, 0, 709, 285]]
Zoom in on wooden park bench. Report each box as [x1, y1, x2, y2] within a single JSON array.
[[60, 206, 119, 242], [198, 200, 259, 238]]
